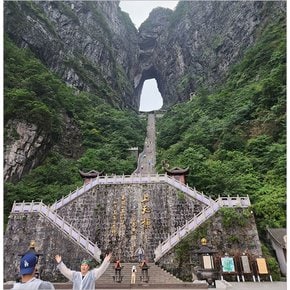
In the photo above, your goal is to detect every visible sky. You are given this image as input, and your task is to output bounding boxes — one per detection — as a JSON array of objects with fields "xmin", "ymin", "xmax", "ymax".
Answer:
[
  {"xmin": 119, "ymin": 1, "xmax": 178, "ymax": 28},
  {"xmin": 119, "ymin": 1, "xmax": 179, "ymax": 111}
]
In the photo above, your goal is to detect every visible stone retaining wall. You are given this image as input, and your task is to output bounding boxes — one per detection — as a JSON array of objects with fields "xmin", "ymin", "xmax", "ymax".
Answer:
[{"xmin": 4, "ymin": 182, "xmax": 261, "ymax": 282}]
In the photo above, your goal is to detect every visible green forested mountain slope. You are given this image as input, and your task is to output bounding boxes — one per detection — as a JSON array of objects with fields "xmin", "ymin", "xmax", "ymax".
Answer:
[
  {"xmin": 4, "ymin": 37, "xmax": 146, "ymax": 222},
  {"xmin": 156, "ymin": 14, "xmax": 286, "ymax": 235},
  {"xmin": 4, "ymin": 4, "xmax": 285, "ymax": 249}
]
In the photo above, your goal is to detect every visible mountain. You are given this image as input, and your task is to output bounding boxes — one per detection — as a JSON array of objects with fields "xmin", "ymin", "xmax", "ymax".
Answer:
[
  {"xmin": 4, "ymin": 1, "xmax": 285, "ymax": 110},
  {"xmin": 137, "ymin": 1, "xmax": 285, "ymax": 108},
  {"xmin": 4, "ymin": 1, "xmax": 286, "ymax": 239},
  {"xmin": 156, "ymin": 9, "xmax": 286, "ymax": 234},
  {"xmin": 4, "ymin": 1, "xmax": 139, "ymax": 109}
]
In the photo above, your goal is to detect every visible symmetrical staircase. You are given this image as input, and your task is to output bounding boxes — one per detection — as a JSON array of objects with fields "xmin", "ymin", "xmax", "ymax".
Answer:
[
  {"xmin": 7, "ymin": 112, "xmax": 252, "ymax": 286},
  {"xmin": 11, "ymin": 174, "xmax": 251, "ymax": 263}
]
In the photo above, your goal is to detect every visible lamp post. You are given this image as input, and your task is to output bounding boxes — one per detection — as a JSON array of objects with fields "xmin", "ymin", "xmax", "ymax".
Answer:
[{"xmin": 193, "ymin": 238, "xmax": 219, "ymax": 288}]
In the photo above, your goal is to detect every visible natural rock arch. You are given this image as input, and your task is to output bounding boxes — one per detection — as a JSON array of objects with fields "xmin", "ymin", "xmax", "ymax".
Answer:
[
  {"xmin": 139, "ymin": 79, "xmax": 163, "ymax": 111},
  {"xmin": 134, "ymin": 65, "xmax": 165, "ymax": 111}
]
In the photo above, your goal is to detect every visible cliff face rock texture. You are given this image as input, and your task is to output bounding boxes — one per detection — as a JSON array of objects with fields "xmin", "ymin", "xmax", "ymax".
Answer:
[
  {"xmin": 136, "ymin": 1, "xmax": 285, "ymax": 108},
  {"xmin": 4, "ymin": 114, "xmax": 83, "ymax": 183},
  {"xmin": 4, "ymin": 1, "xmax": 285, "ymax": 181},
  {"xmin": 4, "ymin": 1, "xmax": 140, "ymax": 109},
  {"xmin": 4, "ymin": 1, "xmax": 285, "ymax": 109},
  {"xmin": 4, "ymin": 120, "xmax": 53, "ymax": 182}
]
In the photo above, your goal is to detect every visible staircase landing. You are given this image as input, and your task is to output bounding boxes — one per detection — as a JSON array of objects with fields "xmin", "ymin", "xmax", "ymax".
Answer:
[
  {"xmin": 3, "ymin": 261, "xmax": 209, "ymax": 289},
  {"xmin": 50, "ymin": 282, "xmax": 208, "ymax": 289},
  {"xmin": 3, "ymin": 284, "xmax": 208, "ymax": 289},
  {"xmin": 95, "ymin": 262, "xmax": 207, "ymax": 288},
  {"xmin": 98, "ymin": 263, "xmax": 183, "ymax": 284}
]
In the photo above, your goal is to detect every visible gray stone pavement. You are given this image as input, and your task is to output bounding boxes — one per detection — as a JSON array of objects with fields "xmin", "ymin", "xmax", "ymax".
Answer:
[
  {"xmin": 86, "ymin": 284, "xmax": 288, "ymax": 290},
  {"xmin": 226, "ymin": 282, "xmax": 287, "ymax": 290},
  {"xmin": 4, "ymin": 281, "xmax": 287, "ymax": 290},
  {"xmin": 94, "ymin": 282, "xmax": 288, "ymax": 290},
  {"xmin": 92, "ymin": 283, "xmax": 287, "ymax": 290}
]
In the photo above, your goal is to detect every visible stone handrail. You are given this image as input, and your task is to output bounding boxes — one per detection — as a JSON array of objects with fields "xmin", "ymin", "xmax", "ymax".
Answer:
[
  {"xmin": 11, "ymin": 201, "xmax": 101, "ymax": 261},
  {"xmin": 132, "ymin": 150, "xmax": 145, "ymax": 174},
  {"xmin": 50, "ymin": 174, "xmax": 212, "ymax": 211},
  {"xmin": 162, "ymin": 174, "xmax": 214, "ymax": 206},
  {"xmin": 154, "ymin": 196, "xmax": 251, "ymax": 262}
]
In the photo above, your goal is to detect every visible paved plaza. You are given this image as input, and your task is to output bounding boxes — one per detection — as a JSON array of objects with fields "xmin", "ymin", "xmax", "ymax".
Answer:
[
  {"xmin": 88, "ymin": 283, "xmax": 288, "ymax": 290},
  {"xmin": 4, "ymin": 281, "xmax": 287, "ymax": 290},
  {"xmin": 226, "ymin": 282, "xmax": 287, "ymax": 290},
  {"xmin": 96, "ymin": 283, "xmax": 288, "ymax": 290}
]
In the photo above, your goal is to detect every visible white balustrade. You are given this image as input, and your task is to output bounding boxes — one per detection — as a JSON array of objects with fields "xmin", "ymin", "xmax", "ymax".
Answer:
[
  {"xmin": 11, "ymin": 174, "xmax": 251, "ymax": 263},
  {"xmin": 154, "ymin": 195, "xmax": 251, "ymax": 261},
  {"xmin": 48, "ymin": 173, "xmax": 222, "ymax": 211},
  {"xmin": 30, "ymin": 201, "xmax": 34, "ymax": 212},
  {"xmin": 11, "ymin": 201, "xmax": 101, "ymax": 261}
]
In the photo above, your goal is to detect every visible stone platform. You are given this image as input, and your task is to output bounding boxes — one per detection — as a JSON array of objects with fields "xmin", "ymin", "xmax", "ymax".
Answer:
[
  {"xmin": 3, "ymin": 282, "xmax": 208, "ymax": 289},
  {"xmin": 4, "ymin": 281, "xmax": 287, "ymax": 289},
  {"xmin": 60, "ymin": 282, "xmax": 207, "ymax": 289}
]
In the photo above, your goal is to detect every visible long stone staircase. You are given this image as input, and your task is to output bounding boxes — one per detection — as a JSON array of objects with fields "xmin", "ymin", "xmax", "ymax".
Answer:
[
  {"xmin": 11, "ymin": 174, "xmax": 250, "ymax": 263},
  {"xmin": 6, "ymin": 113, "xmax": 251, "ymax": 287}
]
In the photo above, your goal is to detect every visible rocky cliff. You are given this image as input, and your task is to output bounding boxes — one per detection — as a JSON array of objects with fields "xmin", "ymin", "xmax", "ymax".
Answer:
[
  {"xmin": 4, "ymin": 1, "xmax": 139, "ymax": 109},
  {"xmin": 136, "ymin": 1, "xmax": 285, "ymax": 108},
  {"xmin": 4, "ymin": 1, "xmax": 285, "ymax": 181},
  {"xmin": 4, "ymin": 1, "xmax": 140, "ymax": 181},
  {"xmin": 4, "ymin": 1, "xmax": 285, "ymax": 110},
  {"xmin": 4, "ymin": 120, "xmax": 53, "ymax": 182}
]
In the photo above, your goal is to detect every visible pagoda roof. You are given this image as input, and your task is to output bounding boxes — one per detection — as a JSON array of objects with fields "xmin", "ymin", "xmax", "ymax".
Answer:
[
  {"xmin": 79, "ymin": 170, "xmax": 103, "ymax": 178},
  {"xmin": 165, "ymin": 166, "xmax": 189, "ymax": 174},
  {"xmin": 193, "ymin": 245, "xmax": 218, "ymax": 254}
]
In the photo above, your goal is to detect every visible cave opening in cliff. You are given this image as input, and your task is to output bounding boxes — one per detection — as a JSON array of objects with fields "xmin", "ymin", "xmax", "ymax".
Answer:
[{"xmin": 139, "ymin": 79, "xmax": 163, "ymax": 112}]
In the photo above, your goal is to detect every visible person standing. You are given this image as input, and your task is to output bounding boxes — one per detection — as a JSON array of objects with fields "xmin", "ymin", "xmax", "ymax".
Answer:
[
  {"xmin": 140, "ymin": 259, "xmax": 149, "ymax": 282},
  {"xmin": 12, "ymin": 252, "xmax": 55, "ymax": 289},
  {"xmin": 135, "ymin": 245, "xmax": 144, "ymax": 263},
  {"xmin": 114, "ymin": 258, "xmax": 122, "ymax": 282},
  {"xmin": 131, "ymin": 265, "xmax": 137, "ymax": 284},
  {"xmin": 55, "ymin": 252, "xmax": 112, "ymax": 290}
]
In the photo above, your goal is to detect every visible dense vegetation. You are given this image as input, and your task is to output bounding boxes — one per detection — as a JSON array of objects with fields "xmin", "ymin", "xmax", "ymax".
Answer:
[
  {"xmin": 156, "ymin": 14, "xmax": 286, "ymax": 279},
  {"xmin": 3, "ymin": 4, "xmax": 285, "ymax": 280},
  {"xmin": 156, "ymin": 15, "xmax": 286, "ymax": 237},
  {"xmin": 5, "ymin": 1, "xmax": 136, "ymax": 108},
  {"xmin": 4, "ymin": 37, "xmax": 146, "ymax": 223}
]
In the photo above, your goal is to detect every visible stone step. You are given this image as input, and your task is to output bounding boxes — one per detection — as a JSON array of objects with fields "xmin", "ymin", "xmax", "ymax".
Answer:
[
  {"xmin": 4, "ymin": 283, "xmax": 208, "ymax": 290},
  {"xmin": 3, "ymin": 262, "xmax": 208, "ymax": 289},
  {"xmin": 98, "ymin": 263, "xmax": 184, "ymax": 285}
]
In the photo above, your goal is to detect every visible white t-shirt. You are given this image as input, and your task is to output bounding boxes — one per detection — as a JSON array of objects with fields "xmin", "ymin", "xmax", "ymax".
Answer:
[{"xmin": 12, "ymin": 278, "xmax": 55, "ymax": 290}]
